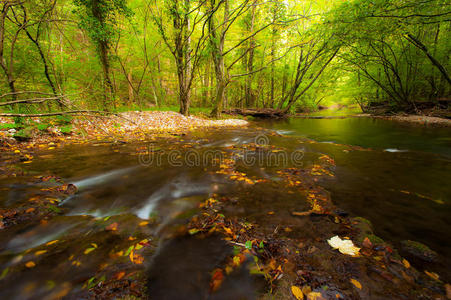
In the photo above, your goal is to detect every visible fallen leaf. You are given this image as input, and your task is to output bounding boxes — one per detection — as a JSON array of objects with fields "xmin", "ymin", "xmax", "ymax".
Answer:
[
  {"xmin": 223, "ymin": 227, "xmax": 233, "ymax": 235},
  {"xmin": 327, "ymin": 236, "xmax": 360, "ymax": 256},
  {"xmin": 402, "ymin": 259, "xmax": 410, "ymax": 268},
  {"xmin": 188, "ymin": 228, "xmax": 200, "ymax": 235},
  {"xmin": 307, "ymin": 291, "xmax": 324, "ymax": 300},
  {"xmin": 291, "ymin": 285, "xmax": 304, "ymax": 300},
  {"xmin": 105, "ymin": 222, "xmax": 118, "ymax": 231},
  {"xmin": 362, "ymin": 237, "xmax": 372, "ymax": 248},
  {"xmin": 35, "ymin": 250, "xmax": 47, "ymax": 256},
  {"xmin": 115, "ymin": 271, "xmax": 126, "ymax": 280},
  {"xmin": 25, "ymin": 261, "xmax": 36, "ymax": 268},
  {"xmin": 139, "ymin": 221, "xmax": 149, "ymax": 226},
  {"xmin": 25, "ymin": 208, "xmax": 35, "ymax": 213},
  {"xmin": 210, "ymin": 269, "xmax": 224, "ymax": 292},
  {"xmin": 350, "ymin": 278, "xmax": 362, "ymax": 290},
  {"xmin": 424, "ymin": 270, "xmax": 439, "ymax": 281}
]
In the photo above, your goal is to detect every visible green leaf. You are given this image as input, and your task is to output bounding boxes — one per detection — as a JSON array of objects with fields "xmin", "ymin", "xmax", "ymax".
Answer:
[{"xmin": 245, "ymin": 240, "xmax": 252, "ymax": 250}]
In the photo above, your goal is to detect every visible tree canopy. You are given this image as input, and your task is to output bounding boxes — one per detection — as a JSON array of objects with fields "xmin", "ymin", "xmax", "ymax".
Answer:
[{"xmin": 0, "ymin": 0, "xmax": 449, "ymax": 116}]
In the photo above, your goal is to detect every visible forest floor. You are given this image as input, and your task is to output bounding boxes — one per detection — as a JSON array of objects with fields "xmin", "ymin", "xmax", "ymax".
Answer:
[
  {"xmin": 1, "ymin": 111, "xmax": 450, "ymax": 299},
  {"xmin": 0, "ymin": 111, "xmax": 248, "ymax": 147}
]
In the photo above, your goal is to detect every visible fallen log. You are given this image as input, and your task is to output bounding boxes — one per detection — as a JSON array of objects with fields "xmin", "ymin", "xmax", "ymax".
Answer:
[{"xmin": 223, "ymin": 108, "xmax": 287, "ymax": 118}]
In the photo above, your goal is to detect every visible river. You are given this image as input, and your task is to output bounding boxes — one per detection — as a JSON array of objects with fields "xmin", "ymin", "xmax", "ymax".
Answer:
[{"xmin": 0, "ymin": 116, "xmax": 450, "ymax": 298}]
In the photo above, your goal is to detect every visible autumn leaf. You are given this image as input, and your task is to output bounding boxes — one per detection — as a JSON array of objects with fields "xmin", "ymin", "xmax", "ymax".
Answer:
[
  {"xmin": 46, "ymin": 240, "xmax": 59, "ymax": 246},
  {"xmin": 402, "ymin": 259, "xmax": 410, "ymax": 268},
  {"xmin": 210, "ymin": 269, "xmax": 224, "ymax": 292},
  {"xmin": 189, "ymin": 228, "xmax": 200, "ymax": 235},
  {"xmin": 25, "ymin": 261, "xmax": 36, "ymax": 268},
  {"xmin": 35, "ymin": 250, "xmax": 47, "ymax": 256},
  {"xmin": 424, "ymin": 270, "xmax": 439, "ymax": 281},
  {"xmin": 139, "ymin": 221, "xmax": 149, "ymax": 226},
  {"xmin": 105, "ymin": 222, "xmax": 118, "ymax": 231},
  {"xmin": 114, "ymin": 271, "xmax": 126, "ymax": 280},
  {"xmin": 291, "ymin": 285, "xmax": 304, "ymax": 300},
  {"xmin": 307, "ymin": 291, "xmax": 324, "ymax": 300},
  {"xmin": 132, "ymin": 253, "xmax": 144, "ymax": 264},
  {"xmin": 350, "ymin": 278, "xmax": 362, "ymax": 290},
  {"xmin": 327, "ymin": 236, "xmax": 360, "ymax": 256},
  {"xmin": 84, "ymin": 247, "xmax": 96, "ymax": 254}
]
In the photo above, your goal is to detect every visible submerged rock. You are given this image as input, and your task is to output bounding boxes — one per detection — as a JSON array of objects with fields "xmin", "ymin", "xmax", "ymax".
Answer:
[{"xmin": 400, "ymin": 240, "xmax": 439, "ymax": 262}]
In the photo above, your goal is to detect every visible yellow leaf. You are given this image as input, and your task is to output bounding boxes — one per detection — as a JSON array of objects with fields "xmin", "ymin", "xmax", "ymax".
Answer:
[
  {"xmin": 350, "ymin": 278, "xmax": 362, "ymax": 290},
  {"xmin": 307, "ymin": 292, "xmax": 323, "ymax": 300},
  {"xmin": 46, "ymin": 240, "xmax": 59, "ymax": 246},
  {"xmin": 139, "ymin": 221, "xmax": 149, "ymax": 226},
  {"xmin": 291, "ymin": 285, "xmax": 304, "ymax": 300},
  {"xmin": 35, "ymin": 250, "xmax": 47, "ymax": 256},
  {"xmin": 25, "ymin": 261, "xmax": 36, "ymax": 268},
  {"xmin": 223, "ymin": 227, "xmax": 233, "ymax": 235},
  {"xmin": 424, "ymin": 270, "xmax": 439, "ymax": 281},
  {"xmin": 84, "ymin": 248, "xmax": 95, "ymax": 255},
  {"xmin": 402, "ymin": 259, "xmax": 410, "ymax": 268}
]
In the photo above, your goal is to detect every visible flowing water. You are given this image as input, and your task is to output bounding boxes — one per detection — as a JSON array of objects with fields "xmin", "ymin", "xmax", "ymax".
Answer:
[{"xmin": 0, "ymin": 116, "xmax": 450, "ymax": 298}]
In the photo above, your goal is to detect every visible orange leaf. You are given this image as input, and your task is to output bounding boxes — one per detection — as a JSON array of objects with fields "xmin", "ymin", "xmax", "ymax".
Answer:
[
  {"xmin": 25, "ymin": 261, "xmax": 36, "ymax": 268},
  {"xmin": 115, "ymin": 271, "xmax": 126, "ymax": 280},
  {"xmin": 106, "ymin": 222, "xmax": 118, "ymax": 231},
  {"xmin": 350, "ymin": 278, "xmax": 362, "ymax": 290}
]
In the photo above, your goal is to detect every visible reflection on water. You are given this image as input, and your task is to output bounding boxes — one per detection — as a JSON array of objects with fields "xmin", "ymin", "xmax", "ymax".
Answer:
[{"xmin": 259, "ymin": 117, "xmax": 451, "ymax": 156}]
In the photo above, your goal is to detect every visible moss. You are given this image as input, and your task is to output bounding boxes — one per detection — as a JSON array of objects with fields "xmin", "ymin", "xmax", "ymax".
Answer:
[
  {"xmin": 401, "ymin": 240, "xmax": 431, "ymax": 252},
  {"xmin": 367, "ymin": 234, "xmax": 385, "ymax": 245},
  {"xmin": 353, "ymin": 217, "xmax": 372, "ymax": 227}
]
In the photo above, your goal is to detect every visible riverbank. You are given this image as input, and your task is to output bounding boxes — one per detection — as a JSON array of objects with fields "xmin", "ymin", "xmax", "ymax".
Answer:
[
  {"xmin": 355, "ymin": 113, "xmax": 451, "ymax": 127},
  {"xmin": 0, "ymin": 110, "xmax": 248, "ymax": 155}
]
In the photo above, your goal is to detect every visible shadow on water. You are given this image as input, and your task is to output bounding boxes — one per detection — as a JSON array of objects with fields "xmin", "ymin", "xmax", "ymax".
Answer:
[{"xmin": 147, "ymin": 235, "xmax": 264, "ymax": 300}]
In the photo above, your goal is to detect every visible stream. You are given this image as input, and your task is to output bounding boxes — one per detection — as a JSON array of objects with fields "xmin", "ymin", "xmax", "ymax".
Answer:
[{"xmin": 0, "ymin": 116, "xmax": 450, "ymax": 299}]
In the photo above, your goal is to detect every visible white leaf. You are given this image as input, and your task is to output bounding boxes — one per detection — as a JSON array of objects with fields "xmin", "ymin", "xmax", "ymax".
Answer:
[{"xmin": 327, "ymin": 236, "xmax": 360, "ymax": 256}]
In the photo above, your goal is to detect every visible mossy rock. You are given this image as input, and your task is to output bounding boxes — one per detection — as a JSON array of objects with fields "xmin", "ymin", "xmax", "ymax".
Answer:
[
  {"xmin": 366, "ymin": 234, "xmax": 385, "ymax": 246},
  {"xmin": 13, "ymin": 127, "xmax": 34, "ymax": 141},
  {"xmin": 352, "ymin": 217, "xmax": 373, "ymax": 234},
  {"xmin": 400, "ymin": 240, "xmax": 438, "ymax": 262}
]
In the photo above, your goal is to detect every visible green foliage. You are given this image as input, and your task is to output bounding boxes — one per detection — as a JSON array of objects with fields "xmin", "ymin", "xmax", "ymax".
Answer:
[
  {"xmin": 0, "ymin": 0, "xmax": 448, "ymax": 116},
  {"xmin": 0, "ymin": 123, "xmax": 21, "ymax": 130},
  {"xmin": 73, "ymin": 0, "xmax": 133, "ymax": 45},
  {"xmin": 37, "ymin": 123, "xmax": 51, "ymax": 131},
  {"xmin": 60, "ymin": 125, "xmax": 73, "ymax": 134},
  {"xmin": 55, "ymin": 115, "xmax": 73, "ymax": 125}
]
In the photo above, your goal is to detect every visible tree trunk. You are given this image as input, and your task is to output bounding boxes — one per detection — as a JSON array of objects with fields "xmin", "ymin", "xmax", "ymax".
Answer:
[
  {"xmin": 245, "ymin": 2, "xmax": 256, "ymax": 107},
  {"xmin": 209, "ymin": 0, "xmax": 229, "ymax": 118},
  {"xmin": 128, "ymin": 70, "xmax": 134, "ymax": 105}
]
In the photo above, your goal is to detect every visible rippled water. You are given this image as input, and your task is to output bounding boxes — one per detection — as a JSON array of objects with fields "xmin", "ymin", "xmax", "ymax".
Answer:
[{"xmin": 0, "ymin": 117, "xmax": 450, "ymax": 298}]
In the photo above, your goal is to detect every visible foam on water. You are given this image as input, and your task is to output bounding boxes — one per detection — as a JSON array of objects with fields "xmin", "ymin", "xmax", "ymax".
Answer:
[
  {"xmin": 71, "ymin": 166, "xmax": 137, "ymax": 190},
  {"xmin": 384, "ymin": 148, "xmax": 409, "ymax": 153}
]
